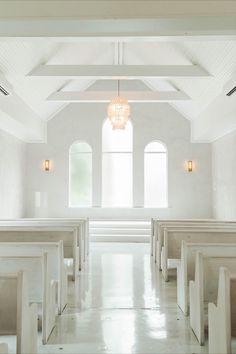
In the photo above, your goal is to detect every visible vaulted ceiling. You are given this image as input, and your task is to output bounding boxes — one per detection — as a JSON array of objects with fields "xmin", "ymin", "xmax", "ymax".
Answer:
[{"xmin": 0, "ymin": 1, "xmax": 235, "ymax": 143}]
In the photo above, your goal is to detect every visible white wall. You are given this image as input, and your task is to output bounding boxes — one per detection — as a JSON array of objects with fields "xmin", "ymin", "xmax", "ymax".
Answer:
[
  {"xmin": 212, "ymin": 130, "xmax": 236, "ymax": 219},
  {"xmin": 0, "ymin": 129, "xmax": 26, "ymax": 217},
  {"xmin": 25, "ymin": 103, "xmax": 212, "ymax": 219}
]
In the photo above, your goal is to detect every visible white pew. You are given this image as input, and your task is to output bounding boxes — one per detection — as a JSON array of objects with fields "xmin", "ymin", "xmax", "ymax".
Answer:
[
  {"xmin": 162, "ymin": 227, "xmax": 236, "ymax": 281},
  {"xmin": 0, "ymin": 343, "xmax": 8, "ymax": 354},
  {"xmin": 0, "ymin": 242, "xmax": 67, "ymax": 314},
  {"xmin": 152, "ymin": 219, "xmax": 236, "ymax": 268},
  {"xmin": 189, "ymin": 251, "xmax": 236, "ymax": 345},
  {"xmin": 0, "ymin": 226, "xmax": 79, "ymax": 280},
  {"xmin": 150, "ymin": 218, "xmax": 154, "ymax": 256},
  {"xmin": 28, "ymin": 218, "xmax": 90, "ymax": 258},
  {"xmin": 177, "ymin": 241, "xmax": 236, "ymax": 315},
  {"xmin": 0, "ymin": 252, "xmax": 57, "ymax": 344},
  {"xmin": 208, "ymin": 267, "xmax": 236, "ymax": 354},
  {"xmin": 0, "ymin": 218, "xmax": 89, "ymax": 261},
  {"xmin": 0, "ymin": 271, "xmax": 38, "ymax": 354},
  {"xmin": 151, "ymin": 218, "xmax": 217, "ymax": 260}
]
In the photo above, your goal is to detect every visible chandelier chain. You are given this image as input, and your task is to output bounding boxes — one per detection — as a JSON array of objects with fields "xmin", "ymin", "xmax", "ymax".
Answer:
[{"xmin": 107, "ymin": 41, "xmax": 130, "ymax": 130}]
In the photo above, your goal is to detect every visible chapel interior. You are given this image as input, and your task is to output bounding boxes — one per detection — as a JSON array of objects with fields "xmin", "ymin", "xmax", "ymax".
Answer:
[{"xmin": 0, "ymin": 1, "xmax": 235, "ymax": 354}]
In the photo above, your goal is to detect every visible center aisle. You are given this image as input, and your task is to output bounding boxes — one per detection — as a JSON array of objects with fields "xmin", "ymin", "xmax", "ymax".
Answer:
[{"xmin": 43, "ymin": 243, "xmax": 207, "ymax": 354}]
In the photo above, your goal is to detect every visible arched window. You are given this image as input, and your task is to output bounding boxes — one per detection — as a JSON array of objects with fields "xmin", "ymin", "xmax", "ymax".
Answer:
[
  {"xmin": 102, "ymin": 119, "xmax": 133, "ymax": 207},
  {"xmin": 144, "ymin": 141, "xmax": 168, "ymax": 208},
  {"xmin": 69, "ymin": 141, "xmax": 92, "ymax": 207}
]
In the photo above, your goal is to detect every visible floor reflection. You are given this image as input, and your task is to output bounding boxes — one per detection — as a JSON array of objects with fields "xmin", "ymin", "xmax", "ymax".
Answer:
[
  {"xmin": 44, "ymin": 243, "xmax": 207, "ymax": 353},
  {"xmin": 101, "ymin": 253, "xmax": 134, "ymax": 308}
]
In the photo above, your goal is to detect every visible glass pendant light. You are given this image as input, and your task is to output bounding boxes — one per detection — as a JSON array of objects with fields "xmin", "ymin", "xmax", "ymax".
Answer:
[{"xmin": 107, "ymin": 80, "xmax": 131, "ymax": 130}]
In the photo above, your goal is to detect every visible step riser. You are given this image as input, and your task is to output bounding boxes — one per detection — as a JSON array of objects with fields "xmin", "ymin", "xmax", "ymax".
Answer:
[
  {"xmin": 89, "ymin": 220, "xmax": 151, "ymax": 242},
  {"xmin": 90, "ymin": 228, "xmax": 150, "ymax": 235},
  {"xmin": 91, "ymin": 236, "xmax": 149, "ymax": 243},
  {"xmin": 90, "ymin": 224, "xmax": 151, "ymax": 230}
]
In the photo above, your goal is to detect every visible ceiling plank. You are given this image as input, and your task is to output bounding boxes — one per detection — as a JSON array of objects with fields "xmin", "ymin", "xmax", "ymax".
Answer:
[
  {"xmin": 29, "ymin": 65, "xmax": 210, "ymax": 79},
  {"xmin": 0, "ymin": 73, "xmax": 46, "ymax": 142},
  {"xmin": 192, "ymin": 87, "xmax": 236, "ymax": 142},
  {"xmin": 47, "ymin": 90, "xmax": 190, "ymax": 102}
]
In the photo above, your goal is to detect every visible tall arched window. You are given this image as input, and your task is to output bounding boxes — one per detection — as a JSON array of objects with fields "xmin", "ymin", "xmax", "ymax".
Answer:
[
  {"xmin": 144, "ymin": 141, "xmax": 168, "ymax": 208},
  {"xmin": 69, "ymin": 141, "xmax": 92, "ymax": 207},
  {"xmin": 102, "ymin": 119, "xmax": 133, "ymax": 207}
]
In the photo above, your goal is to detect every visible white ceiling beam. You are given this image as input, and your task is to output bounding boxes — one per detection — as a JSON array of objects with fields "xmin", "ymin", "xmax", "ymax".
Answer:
[
  {"xmin": 0, "ymin": 1, "xmax": 235, "ymax": 19},
  {"xmin": 0, "ymin": 19, "xmax": 235, "ymax": 39},
  {"xmin": 29, "ymin": 65, "xmax": 210, "ymax": 79},
  {"xmin": 47, "ymin": 90, "xmax": 190, "ymax": 103}
]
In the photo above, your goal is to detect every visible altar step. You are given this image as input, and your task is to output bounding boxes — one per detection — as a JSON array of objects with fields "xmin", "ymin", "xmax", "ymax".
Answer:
[{"xmin": 90, "ymin": 220, "xmax": 151, "ymax": 243}]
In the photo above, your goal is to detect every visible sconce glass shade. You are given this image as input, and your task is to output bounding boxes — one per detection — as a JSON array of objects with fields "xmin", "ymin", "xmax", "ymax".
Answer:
[
  {"xmin": 107, "ymin": 96, "xmax": 131, "ymax": 130},
  {"xmin": 188, "ymin": 160, "xmax": 193, "ymax": 172},
  {"xmin": 44, "ymin": 160, "xmax": 50, "ymax": 171}
]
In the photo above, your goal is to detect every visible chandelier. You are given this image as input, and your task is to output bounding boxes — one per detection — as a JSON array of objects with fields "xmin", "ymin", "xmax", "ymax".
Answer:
[{"xmin": 107, "ymin": 80, "xmax": 131, "ymax": 130}]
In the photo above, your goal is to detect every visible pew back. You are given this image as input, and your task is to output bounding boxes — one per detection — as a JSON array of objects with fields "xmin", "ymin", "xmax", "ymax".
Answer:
[
  {"xmin": 0, "ymin": 218, "xmax": 89, "ymax": 255},
  {"xmin": 231, "ymin": 278, "xmax": 236, "ymax": 337},
  {"xmin": 177, "ymin": 241, "xmax": 236, "ymax": 314},
  {"xmin": 153, "ymin": 220, "xmax": 236, "ymax": 267},
  {"xmin": 0, "ymin": 273, "xmax": 18, "ymax": 334},
  {"xmin": 0, "ymin": 252, "xmax": 57, "ymax": 343},
  {"xmin": 0, "ymin": 241, "xmax": 67, "ymax": 313},
  {"xmin": 208, "ymin": 267, "xmax": 236, "ymax": 354},
  {"xmin": 166, "ymin": 228, "xmax": 236, "ymax": 260},
  {"xmin": 0, "ymin": 254, "xmax": 44, "ymax": 302},
  {"xmin": 0, "ymin": 226, "xmax": 79, "ymax": 279},
  {"xmin": 189, "ymin": 252, "xmax": 236, "ymax": 345},
  {"xmin": 0, "ymin": 271, "xmax": 38, "ymax": 354},
  {"xmin": 0, "ymin": 343, "xmax": 8, "ymax": 354},
  {"xmin": 162, "ymin": 228, "xmax": 236, "ymax": 281},
  {"xmin": 0, "ymin": 226, "xmax": 75, "ymax": 257},
  {"xmin": 203, "ymin": 256, "xmax": 236, "ymax": 303}
]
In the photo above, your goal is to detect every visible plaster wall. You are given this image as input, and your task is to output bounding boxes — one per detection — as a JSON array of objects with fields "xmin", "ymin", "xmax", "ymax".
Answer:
[
  {"xmin": 25, "ymin": 103, "xmax": 212, "ymax": 219},
  {"xmin": 0, "ymin": 129, "xmax": 26, "ymax": 217},
  {"xmin": 212, "ymin": 130, "xmax": 236, "ymax": 219}
]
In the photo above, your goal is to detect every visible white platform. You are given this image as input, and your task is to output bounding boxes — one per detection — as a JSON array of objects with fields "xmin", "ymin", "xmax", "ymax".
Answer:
[{"xmin": 90, "ymin": 220, "xmax": 151, "ymax": 242}]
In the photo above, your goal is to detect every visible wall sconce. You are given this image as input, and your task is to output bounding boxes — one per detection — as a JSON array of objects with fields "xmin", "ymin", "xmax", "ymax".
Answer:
[
  {"xmin": 188, "ymin": 160, "xmax": 193, "ymax": 172},
  {"xmin": 44, "ymin": 160, "xmax": 50, "ymax": 171}
]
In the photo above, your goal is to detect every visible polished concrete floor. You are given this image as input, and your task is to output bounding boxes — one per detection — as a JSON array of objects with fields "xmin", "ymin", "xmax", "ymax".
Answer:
[
  {"xmin": 1, "ymin": 243, "xmax": 210, "ymax": 353},
  {"xmin": 41, "ymin": 243, "xmax": 207, "ymax": 354}
]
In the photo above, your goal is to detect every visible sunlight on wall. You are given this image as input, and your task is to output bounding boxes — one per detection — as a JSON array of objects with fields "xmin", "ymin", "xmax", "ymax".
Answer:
[
  {"xmin": 144, "ymin": 141, "xmax": 168, "ymax": 208},
  {"xmin": 102, "ymin": 119, "xmax": 133, "ymax": 207},
  {"xmin": 69, "ymin": 141, "xmax": 92, "ymax": 207}
]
